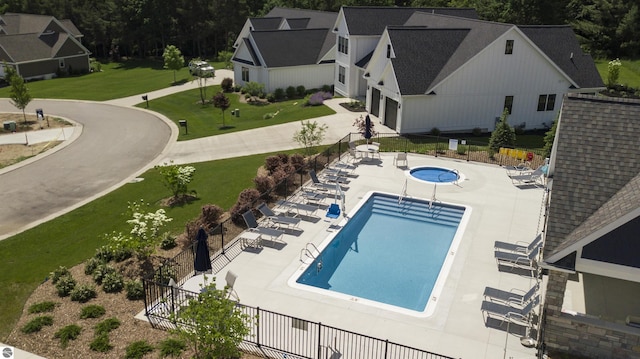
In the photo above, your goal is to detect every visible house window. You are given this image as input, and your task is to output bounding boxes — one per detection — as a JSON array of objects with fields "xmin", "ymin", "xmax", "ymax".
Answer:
[
  {"xmin": 537, "ymin": 94, "xmax": 556, "ymax": 111},
  {"xmin": 505, "ymin": 40, "xmax": 514, "ymax": 55},
  {"xmin": 59, "ymin": 59, "xmax": 65, "ymax": 68},
  {"xmin": 242, "ymin": 67, "xmax": 249, "ymax": 82},
  {"xmin": 338, "ymin": 66, "xmax": 345, "ymax": 84},
  {"xmin": 504, "ymin": 96, "xmax": 514, "ymax": 114},
  {"xmin": 338, "ymin": 36, "xmax": 348, "ymax": 55},
  {"xmin": 386, "ymin": 44, "xmax": 391, "ymax": 58}
]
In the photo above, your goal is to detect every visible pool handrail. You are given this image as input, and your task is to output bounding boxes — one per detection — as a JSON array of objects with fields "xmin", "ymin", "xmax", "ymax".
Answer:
[{"xmin": 438, "ymin": 168, "xmax": 459, "ymax": 185}]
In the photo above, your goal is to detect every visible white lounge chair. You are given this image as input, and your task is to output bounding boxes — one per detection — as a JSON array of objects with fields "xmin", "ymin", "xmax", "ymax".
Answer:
[
  {"xmin": 494, "ymin": 233, "xmax": 543, "ymax": 253},
  {"xmin": 510, "ymin": 165, "xmax": 546, "ymax": 187},
  {"xmin": 481, "ymin": 295, "xmax": 539, "ymax": 326},
  {"xmin": 393, "ymin": 152, "xmax": 408, "ymax": 167},
  {"xmin": 312, "ymin": 169, "xmax": 349, "ymax": 184},
  {"xmin": 276, "ymin": 200, "xmax": 318, "ymax": 217},
  {"xmin": 309, "ymin": 170, "xmax": 347, "ymax": 192},
  {"xmin": 224, "ymin": 270, "xmax": 239, "ymax": 301},
  {"xmin": 257, "ymin": 203, "xmax": 301, "ymax": 230},
  {"xmin": 241, "ymin": 210, "xmax": 285, "ymax": 246},
  {"xmin": 483, "ymin": 283, "xmax": 539, "ymax": 307}
]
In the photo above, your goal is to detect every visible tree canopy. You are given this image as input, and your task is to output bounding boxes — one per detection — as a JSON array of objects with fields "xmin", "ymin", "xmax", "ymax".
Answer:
[
  {"xmin": 162, "ymin": 45, "xmax": 184, "ymax": 84},
  {"xmin": 2, "ymin": 0, "xmax": 638, "ymax": 59}
]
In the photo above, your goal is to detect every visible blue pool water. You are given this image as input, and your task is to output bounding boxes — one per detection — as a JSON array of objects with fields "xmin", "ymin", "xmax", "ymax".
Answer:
[
  {"xmin": 295, "ymin": 192, "xmax": 467, "ymax": 313},
  {"xmin": 410, "ymin": 167, "xmax": 459, "ymax": 183}
]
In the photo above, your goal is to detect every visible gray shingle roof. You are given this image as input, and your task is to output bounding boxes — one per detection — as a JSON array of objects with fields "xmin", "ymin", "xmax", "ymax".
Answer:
[
  {"xmin": 342, "ymin": 6, "xmax": 478, "ymax": 36},
  {"xmin": 266, "ymin": 7, "xmax": 337, "ymax": 29},
  {"xmin": 250, "ymin": 28, "xmax": 331, "ymax": 67},
  {"xmin": 544, "ymin": 95, "xmax": 640, "ymax": 266},
  {"xmin": 519, "ymin": 26, "xmax": 604, "ymax": 89},
  {"xmin": 250, "ymin": 17, "xmax": 283, "ymax": 30},
  {"xmin": 285, "ymin": 18, "xmax": 311, "ymax": 29},
  {"xmin": 388, "ymin": 27, "xmax": 469, "ymax": 95}
]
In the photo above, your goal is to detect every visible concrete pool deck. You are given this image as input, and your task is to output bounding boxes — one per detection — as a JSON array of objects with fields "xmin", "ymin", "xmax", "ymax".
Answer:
[{"xmin": 183, "ymin": 153, "xmax": 545, "ymax": 358}]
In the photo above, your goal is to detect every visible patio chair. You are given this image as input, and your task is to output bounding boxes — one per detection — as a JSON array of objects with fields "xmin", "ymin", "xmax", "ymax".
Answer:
[
  {"xmin": 494, "ymin": 233, "xmax": 543, "ymax": 253},
  {"xmin": 224, "ymin": 270, "xmax": 240, "ymax": 301},
  {"xmin": 494, "ymin": 243, "xmax": 541, "ymax": 275},
  {"xmin": 332, "ymin": 160, "xmax": 358, "ymax": 171},
  {"xmin": 481, "ymin": 295, "xmax": 539, "ymax": 326},
  {"xmin": 276, "ymin": 200, "xmax": 318, "ymax": 217},
  {"xmin": 505, "ymin": 163, "xmax": 532, "ymax": 177},
  {"xmin": 393, "ymin": 152, "xmax": 408, "ymax": 167},
  {"xmin": 241, "ymin": 210, "xmax": 285, "ymax": 246},
  {"xmin": 510, "ymin": 165, "xmax": 546, "ymax": 187},
  {"xmin": 257, "ymin": 203, "xmax": 301, "ymax": 230},
  {"xmin": 309, "ymin": 170, "xmax": 347, "ymax": 191},
  {"xmin": 326, "ymin": 203, "xmax": 341, "ymax": 219},
  {"xmin": 299, "ymin": 189, "xmax": 327, "ymax": 206},
  {"xmin": 483, "ymin": 282, "xmax": 539, "ymax": 307},
  {"xmin": 313, "ymin": 169, "xmax": 349, "ymax": 184}
]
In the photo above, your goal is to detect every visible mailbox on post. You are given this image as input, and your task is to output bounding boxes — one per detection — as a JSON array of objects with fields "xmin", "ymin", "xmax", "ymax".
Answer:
[
  {"xmin": 142, "ymin": 95, "xmax": 149, "ymax": 108},
  {"xmin": 179, "ymin": 119, "xmax": 188, "ymax": 135}
]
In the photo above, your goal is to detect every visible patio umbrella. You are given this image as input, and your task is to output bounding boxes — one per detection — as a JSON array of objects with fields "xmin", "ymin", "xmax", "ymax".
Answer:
[
  {"xmin": 194, "ymin": 227, "xmax": 212, "ymax": 273},
  {"xmin": 364, "ymin": 115, "xmax": 373, "ymax": 143}
]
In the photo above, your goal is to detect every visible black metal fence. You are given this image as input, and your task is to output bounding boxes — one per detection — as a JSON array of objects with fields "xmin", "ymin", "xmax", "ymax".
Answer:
[{"xmin": 143, "ymin": 132, "xmax": 545, "ymax": 359}]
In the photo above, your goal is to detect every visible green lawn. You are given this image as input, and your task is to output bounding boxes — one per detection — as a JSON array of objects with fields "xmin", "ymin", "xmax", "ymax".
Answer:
[
  {"xmin": 595, "ymin": 59, "xmax": 640, "ymax": 88},
  {"xmin": 140, "ymin": 87, "xmax": 336, "ymax": 140},
  {"xmin": 0, "ymin": 59, "xmax": 224, "ymax": 101},
  {"xmin": 0, "ymin": 152, "xmax": 290, "ymax": 340}
]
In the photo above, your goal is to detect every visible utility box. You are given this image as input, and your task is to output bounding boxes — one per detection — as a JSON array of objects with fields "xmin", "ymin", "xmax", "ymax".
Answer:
[
  {"xmin": 3, "ymin": 121, "xmax": 16, "ymax": 131},
  {"xmin": 235, "ymin": 109, "xmax": 240, "ymax": 117}
]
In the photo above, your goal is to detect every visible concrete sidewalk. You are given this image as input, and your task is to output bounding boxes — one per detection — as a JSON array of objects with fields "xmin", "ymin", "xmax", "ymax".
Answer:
[{"xmin": 0, "ymin": 127, "xmax": 76, "ymax": 145}]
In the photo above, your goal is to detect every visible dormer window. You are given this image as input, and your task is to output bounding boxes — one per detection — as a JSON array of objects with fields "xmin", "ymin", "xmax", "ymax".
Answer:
[
  {"xmin": 505, "ymin": 40, "xmax": 514, "ymax": 55},
  {"xmin": 387, "ymin": 44, "xmax": 391, "ymax": 58}
]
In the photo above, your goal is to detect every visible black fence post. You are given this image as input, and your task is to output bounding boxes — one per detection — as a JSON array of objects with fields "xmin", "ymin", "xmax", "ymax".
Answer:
[
  {"xmin": 384, "ymin": 339, "xmax": 389, "ymax": 359},
  {"xmin": 256, "ymin": 307, "xmax": 261, "ymax": 348},
  {"xmin": 143, "ymin": 279, "xmax": 149, "ymax": 316},
  {"xmin": 467, "ymin": 142, "xmax": 471, "ymax": 162},
  {"xmin": 221, "ymin": 222, "xmax": 225, "ymax": 254},
  {"xmin": 317, "ymin": 322, "xmax": 322, "ymax": 359}
]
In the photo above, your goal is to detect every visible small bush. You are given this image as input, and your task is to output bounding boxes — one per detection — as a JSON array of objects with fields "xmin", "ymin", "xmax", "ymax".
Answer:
[
  {"xmin": 102, "ymin": 272, "xmax": 124, "ymax": 293},
  {"xmin": 94, "ymin": 245, "xmax": 114, "ymax": 262},
  {"xmin": 286, "ymin": 86, "xmax": 296, "ymax": 99},
  {"xmin": 266, "ymin": 93, "xmax": 276, "ymax": 102},
  {"xmin": 112, "ymin": 247, "xmax": 133, "ymax": 262},
  {"xmin": 429, "ymin": 127, "xmax": 441, "ymax": 136},
  {"xmin": 70, "ymin": 284, "xmax": 97, "ymax": 303},
  {"xmin": 242, "ymin": 81, "xmax": 265, "ymax": 97},
  {"xmin": 290, "ymin": 153, "xmax": 305, "ymax": 171},
  {"xmin": 221, "ymin": 77, "xmax": 233, "ymax": 92},
  {"xmin": 55, "ymin": 324, "xmax": 82, "ymax": 348},
  {"xmin": 50, "ymin": 266, "xmax": 70, "ymax": 284},
  {"xmin": 274, "ymin": 88, "xmax": 285, "ymax": 101},
  {"xmin": 81, "ymin": 304, "xmax": 106, "ymax": 319},
  {"xmin": 296, "ymin": 85, "xmax": 306, "ymax": 97},
  {"xmin": 21, "ymin": 315, "xmax": 53, "ymax": 333},
  {"xmin": 264, "ymin": 155, "xmax": 283, "ymax": 174},
  {"xmin": 160, "ymin": 232, "xmax": 177, "ymax": 250},
  {"xmin": 90, "ymin": 333, "xmax": 113, "ymax": 352},
  {"xmin": 28, "ymin": 301, "xmax": 57, "ymax": 314},
  {"xmin": 254, "ymin": 175, "xmax": 275, "ymax": 194},
  {"xmin": 201, "ymin": 204, "xmax": 223, "ymax": 227},
  {"xmin": 321, "ymin": 84, "xmax": 332, "ymax": 92},
  {"xmin": 84, "ymin": 257, "xmax": 104, "ymax": 275},
  {"xmin": 56, "ymin": 275, "xmax": 77, "ymax": 297},
  {"xmin": 263, "ymin": 112, "xmax": 274, "ymax": 120},
  {"xmin": 92, "ymin": 264, "xmax": 116, "ymax": 285},
  {"xmin": 125, "ymin": 280, "xmax": 145, "ymax": 300},
  {"xmin": 95, "ymin": 317, "xmax": 121, "ymax": 335},
  {"xmin": 308, "ymin": 91, "xmax": 329, "ymax": 106},
  {"xmin": 230, "ymin": 188, "xmax": 261, "ymax": 224},
  {"xmin": 158, "ymin": 338, "xmax": 186, "ymax": 358},
  {"xmin": 125, "ymin": 340, "xmax": 155, "ymax": 359}
]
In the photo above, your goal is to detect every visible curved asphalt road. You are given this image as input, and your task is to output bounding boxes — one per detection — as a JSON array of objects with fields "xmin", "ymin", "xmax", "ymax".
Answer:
[{"xmin": 0, "ymin": 100, "xmax": 173, "ymax": 239}]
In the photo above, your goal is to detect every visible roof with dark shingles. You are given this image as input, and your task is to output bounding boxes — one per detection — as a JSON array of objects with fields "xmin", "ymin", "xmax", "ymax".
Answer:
[
  {"xmin": 543, "ymin": 95, "xmax": 640, "ymax": 267},
  {"xmin": 342, "ymin": 6, "xmax": 478, "ymax": 36},
  {"xmin": 519, "ymin": 26, "xmax": 604, "ymax": 89},
  {"xmin": 250, "ymin": 17, "xmax": 283, "ymax": 30},
  {"xmin": 0, "ymin": 13, "xmax": 51, "ymax": 34},
  {"xmin": 285, "ymin": 18, "xmax": 311, "ymax": 29},
  {"xmin": 266, "ymin": 7, "xmax": 337, "ymax": 29},
  {"xmin": 250, "ymin": 28, "xmax": 330, "ymax": 67},
  {"xmin": 388, "ymin": 27, "xmax": 469, "ymax": 95}
]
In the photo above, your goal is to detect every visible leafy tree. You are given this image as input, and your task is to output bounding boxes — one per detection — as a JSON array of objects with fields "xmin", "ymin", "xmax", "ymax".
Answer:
[
  {"xmin": 542, "ymin": 119, "xmax": 558, "ymax": 159},
  {"xmin": 9, "ymin": 74, "xmax": 32, "ymax": 125},
  {"xmin": 607, "ymin": 58, "xmax": 622, "ymax": 87},
  {"xmin": 213, "ymin": 92, "xmax": 231, "ymax": 128},
  {"xmin": 293, "ymin": 120, "xmax": 328, "ymax": 155},
  {"xmin": 155, "ymin": 162, "xmax": 197, "ymax": 200},
  {"xmin": 163, "ymin": 45, "xmax": 185, "ymax": 84},
  {"xmin": 488, "ymin": 108, "xmax": 516, "ymax": 157},
  {"xmin": 171, "ymin": 281, "xmax": 252, "ymax": 359}
]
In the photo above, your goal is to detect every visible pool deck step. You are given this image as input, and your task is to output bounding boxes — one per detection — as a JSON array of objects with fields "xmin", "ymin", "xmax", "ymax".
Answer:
[{"xmin": 371, "ymin": 197, "xmax": 464, "ymax": 225}]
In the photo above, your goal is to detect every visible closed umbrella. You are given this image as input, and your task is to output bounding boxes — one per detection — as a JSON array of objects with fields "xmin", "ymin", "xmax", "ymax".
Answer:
[
  {"xmin": 364, "ymin": 115, "xmax": 373, "ymax": 143},
  {"xmin": 194, "ymin": 228, "xmax": 212, "ymax": 273}
]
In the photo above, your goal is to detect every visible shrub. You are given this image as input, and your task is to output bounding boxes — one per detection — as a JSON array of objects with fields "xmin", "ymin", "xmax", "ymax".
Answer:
[
  {"xmin": 234, "ymin": 85, "xmax": 242, "ymax": 92},
  {"xmin": 81, "ymin": 304, "xmax": 106, "ymax": 319},
  {"xmin": 321, "ymin": 84, "xmax": 332, "ymax": 92},
  {"xmin": 254, "ymin": 175, "xmax": 275, "ymax": 194},
  {"xmin": 50, "ymin": 266, "xmax": 70, "ymax": 284},
  {"xmin": 242, "ymin": 81, "xmax": 265, "ymax": 97},
  {"xmin": 201, "ymin": 204, "xmax": 223, "ymax": 227},
  {"xmin": 286, "ymin": 86, "xmax": 296, "ymax": 99},
  {"xmin": 264, "ymin": 155, "xmax": 283, "ymax": 174},
  {"xmin": 266, "ymin": 93, "xmax": 276, "ymax": 102},
  {"xmin": 84, "ymin": 257, "xmax": 105, "ymax": 275},
  {"xmin": 308, "ymin": 91, "xmax": 329, "ymax": 106},
  {"xmin": 28, "ymin": 301, "xmax": 56, "ymax": 314},
  {"xmin": 95, "ymin": 317, "xmax": 121, "ymax": 335},
  {"xmin": 160, "ymin": 232, "xmax": 177, "ymax": 250},
  {"xmin": 185, "ymin": 219, "xmax": 203, "ymax": 242},
  {"xmin": 263, "ymin": 112, "xmax": 275, "ymax": 120},
  {"xmin": 125, "ymin": 340, "xmax": 155, "ymax": 359},
  {"xmin": 274, "ymin": 88, "xmax": 285, "ymax": 101},
  {"xmin": 488, "ymin": 109, "xmax": 516, "ymax": 157},
  {"xmin": 113, "ymin": 247, "xmax": 133, "ymax": 262},
  {"xmin": 94, "ymin": 245, "xmax": 114, "ymax": 262},
  {"xmin": 93, "ymin": 264, "xmax": 116, "ymax": 285},
  {"xmin": 429, "ymin": 127, "xmax": 441, "ymax": 136},
  {"xmin": 230, "ymin": 188, "xmax": 261, "ymax": 224},
  {"xmin": 158, "ymin": 338, "xmax": 186, "ymax": 358},
  {"xmin": 290, "ymin": 153, "xmax": 305, "ymax": 171},
  {"xmin": 90, "ymin": 333, "xmax": 113, "ymax": 352},
  {"xmin": 296, "ymin": 85, "xmax": 306, "ymax": 97},
  {"xmin": 21, "ymin": 316, "xmax": 53, "ymax": 333},
  {"xmin": 55, "ymin": 324, "xmax": 82, "ymax": 348},
  {"xmin": 472, "ymin": 127, "xmax": 483, "ymax": 136},
  {"xmin": 70, "ymin": 284, "xmax": 97, "ymax": 303},
  {"xmin": 56, "ymin": 275, "xmax": 77, "ymax": 297},
  {"xmin": 102, "ymin": 272, "xmax": 124, "ymax": 293},
  {"xmin": 271, "ymin": 169, "xmax": 289, "ymax": 187},
  {"xmin": 221, "ymin": 77, "xmax": 233, "ymax": 92},
  {"xmin": 125, "ymin": 280, "xmax": 145, "ymax": 300}
]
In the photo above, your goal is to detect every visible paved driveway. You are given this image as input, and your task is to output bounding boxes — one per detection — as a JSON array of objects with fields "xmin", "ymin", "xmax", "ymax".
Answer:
[{"xmin": 0, "ymin": 100, "xmax": 173, "ymax": 239}]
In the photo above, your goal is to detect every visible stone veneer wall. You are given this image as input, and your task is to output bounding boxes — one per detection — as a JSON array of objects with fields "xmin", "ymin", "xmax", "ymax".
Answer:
[{"xmin": 543, "ymin": 271, "xmax": 640, "ymax": 358}]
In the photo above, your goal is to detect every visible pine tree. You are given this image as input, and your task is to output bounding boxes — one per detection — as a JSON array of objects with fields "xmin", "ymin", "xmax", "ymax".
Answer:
[{"xmin": 488, "ymin": 108, "xmax": 516, "ymax": 158}]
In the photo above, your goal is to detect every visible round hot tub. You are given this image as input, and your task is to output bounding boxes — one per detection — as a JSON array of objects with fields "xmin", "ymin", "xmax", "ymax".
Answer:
[{"xmin": 408, "ymin": 166, "xmax": 463, "ymax": 184}]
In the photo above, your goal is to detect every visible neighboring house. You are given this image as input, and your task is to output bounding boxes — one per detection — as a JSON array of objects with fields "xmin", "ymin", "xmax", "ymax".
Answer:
[
  {"xmin": 540, "ymin": 94, "xmax": 640, "ymax": 358},
  {"xmin": 0, "ymin": 13, "xmax": 90, "ymax": 81},
  {"xmin": 345, "ymin": 11, "xmax": 604, "ymax": 133},
  {"xmin": 231, "ymin": 7, "xmax": 337, "ymax": 92}
]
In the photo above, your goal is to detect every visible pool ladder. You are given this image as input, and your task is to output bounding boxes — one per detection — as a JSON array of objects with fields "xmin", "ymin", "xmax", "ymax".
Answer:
[
  {"xmin": 438, "ymin": 168, "xmax": 459, "ymax": 186},
  {"xmin": 300, "ymin": 242, "xmax": 320, "ymax": 263},
  {"xmin": 399, "ymin": 179, "xmax": 408, "ymax": 204}
]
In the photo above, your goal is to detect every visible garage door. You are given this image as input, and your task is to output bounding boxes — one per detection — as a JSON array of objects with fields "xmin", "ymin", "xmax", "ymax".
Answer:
[
  {"xmin": 384, "ymin": 97, "xmax": 398, "ymax": 130},
  {"xmin": 370, "ymin": 88, "xmax": 380, "ymax": 117}
]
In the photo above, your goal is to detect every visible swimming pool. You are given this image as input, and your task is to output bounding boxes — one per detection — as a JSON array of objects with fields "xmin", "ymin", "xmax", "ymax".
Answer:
[
  {"xmin": 288, "ymin": 191, "xmax": 471, "ymax": 317},
  {"xmin": 408, "ymin": 166, "xmax": 465, "ymax": 184}
]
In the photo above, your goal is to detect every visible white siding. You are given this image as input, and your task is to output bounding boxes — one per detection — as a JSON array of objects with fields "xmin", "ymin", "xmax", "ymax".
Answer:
[
  {"xmin": 400, "ymin": 29, "xmax": 571, "ymax": 134},
  {"xmin": 266, "ymin": 64, "xmax": 334, "ymax": 93}
]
